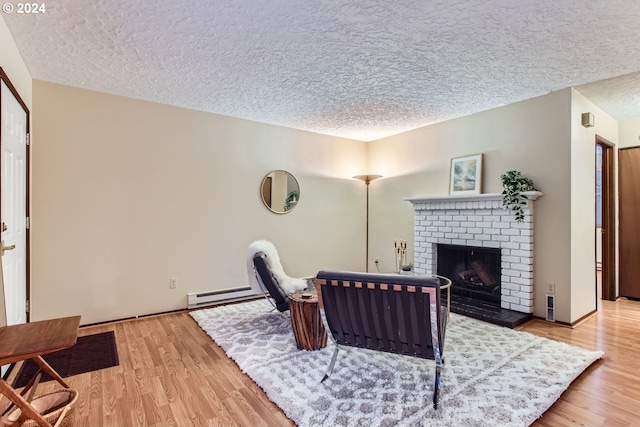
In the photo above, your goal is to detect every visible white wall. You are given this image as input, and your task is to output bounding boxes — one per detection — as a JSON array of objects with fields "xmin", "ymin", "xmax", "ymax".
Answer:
[
  {"xmin": 570, "ymin": 89, "xmax": 618, "ymax": 321},
  {"xmin": 367, "ymin": 90, "xmax": 580, "ymax": 321},
  {"xmin": 619, "ymin": 117, "xmax": 640, "ymax": 148},
  {"xmin": 31, "ymin": 81, "xmax": 367, "ymax": 324}
]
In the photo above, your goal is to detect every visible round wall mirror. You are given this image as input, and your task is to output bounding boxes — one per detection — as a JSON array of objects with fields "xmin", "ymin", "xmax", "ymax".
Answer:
[{"xmin": 260, "ymin": 170, "xmax": 300, "ymax": 214}]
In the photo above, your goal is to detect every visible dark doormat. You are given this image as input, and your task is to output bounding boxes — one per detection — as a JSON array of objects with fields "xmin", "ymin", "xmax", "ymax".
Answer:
[{"xmin": 12, "ymin": 331, "xmax": 119, "ymax": 388}]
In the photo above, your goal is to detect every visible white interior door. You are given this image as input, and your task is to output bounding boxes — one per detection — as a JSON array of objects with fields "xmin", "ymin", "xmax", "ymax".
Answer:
[{"xmin": 1, "ymin": 78, "xmax": 28, "ymax": 327}]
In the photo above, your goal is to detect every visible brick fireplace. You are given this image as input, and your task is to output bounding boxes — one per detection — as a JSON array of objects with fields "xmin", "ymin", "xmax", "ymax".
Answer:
[{"xmin": 406, "ymin": 192, "xmax": 542, "ymax": 315}]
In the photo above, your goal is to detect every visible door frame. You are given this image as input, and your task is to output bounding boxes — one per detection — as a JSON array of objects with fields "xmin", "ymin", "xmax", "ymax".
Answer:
[
  {"xmin": 0, "ymin": 67, "xmax": 31, "ymax": 322},
  {"xmin": 596, "ymin": 136, "xmax": 616, "ymax": 301}
]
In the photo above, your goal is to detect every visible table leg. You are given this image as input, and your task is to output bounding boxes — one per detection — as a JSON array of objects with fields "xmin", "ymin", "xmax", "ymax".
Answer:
[
  {"xmin": 0, "ymin": 379, "xmax": 53, "ymax": 427},
  {"xmin": 24, "ymin": 371, "xmax": 43, "ymax": 402},
  {"xmin": 33, "ymin": 356, "xmax": 70, "ymax": 388}
]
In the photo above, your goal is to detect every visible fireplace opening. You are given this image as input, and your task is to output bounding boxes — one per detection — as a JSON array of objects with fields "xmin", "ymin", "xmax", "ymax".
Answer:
[{"xmin": 437, "ymin": 244, "xmax": 501, "ymax": 305}]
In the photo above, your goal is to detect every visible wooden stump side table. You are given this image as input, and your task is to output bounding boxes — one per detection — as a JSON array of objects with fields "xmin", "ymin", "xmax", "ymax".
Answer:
[{"xmin": 288, "ymin": 290, "xmax": 327, "ymax": 351}]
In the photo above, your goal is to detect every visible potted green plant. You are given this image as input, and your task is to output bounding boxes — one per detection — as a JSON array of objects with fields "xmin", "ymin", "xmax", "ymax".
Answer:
[
  {"xmin": 284, "ymin": 191, "xmax": 298, "ymax": 211},
  {"xmin": 501, "ymin": 171, "xmax": 538, "ymax": 223}
]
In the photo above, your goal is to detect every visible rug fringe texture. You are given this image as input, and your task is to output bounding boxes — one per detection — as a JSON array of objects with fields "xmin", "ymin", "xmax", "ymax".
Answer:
[{"xmin": 191, "ymin": 300, "xmax": 603, "ymax": 427}]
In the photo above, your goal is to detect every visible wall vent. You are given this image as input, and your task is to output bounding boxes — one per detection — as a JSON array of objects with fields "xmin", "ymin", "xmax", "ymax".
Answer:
[
  {"xmin": 187, "ymin": 287, "xmax": 258, "ymax": 309},
  {"xmin": 545, "ymin": 294, "xmax": 556, "ymax": 322}
]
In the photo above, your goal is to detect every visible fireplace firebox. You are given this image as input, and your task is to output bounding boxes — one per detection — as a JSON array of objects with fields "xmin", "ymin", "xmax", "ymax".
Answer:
[
  {"xmin": 437, "ymin": 244, "xmax": 501, "ymax": 305},
  {"xmin": 408, "ymin": 192, "xmax": 542, "ymax": 327}
]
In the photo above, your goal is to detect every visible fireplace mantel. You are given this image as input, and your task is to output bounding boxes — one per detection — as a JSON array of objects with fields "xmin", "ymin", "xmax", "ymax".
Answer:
[{"xmin": 405, "ymin": 191, "xmax": 543, "ymax": 204}]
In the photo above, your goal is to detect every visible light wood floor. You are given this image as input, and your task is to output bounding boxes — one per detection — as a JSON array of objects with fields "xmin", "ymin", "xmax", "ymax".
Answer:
[{"xmin": 3, "ymin": 299, "xmax": 639, "ymax": 426}]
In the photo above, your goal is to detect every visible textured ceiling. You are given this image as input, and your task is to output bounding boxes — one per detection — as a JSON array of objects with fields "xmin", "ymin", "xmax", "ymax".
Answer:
[{"xmin": 3, "ymin": 0, "xmax": 640, "ymax": 141}]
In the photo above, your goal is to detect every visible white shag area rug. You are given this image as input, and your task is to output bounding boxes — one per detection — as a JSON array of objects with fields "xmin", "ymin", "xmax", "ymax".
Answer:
[{"xmin": 190, "ymin": 300, "xmax": 603, "ymax": 427}]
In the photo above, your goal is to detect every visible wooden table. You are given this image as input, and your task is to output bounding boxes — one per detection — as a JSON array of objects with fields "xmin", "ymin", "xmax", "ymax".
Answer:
[
  {"xmin": 288, "ymin": 290, "xmax": 327, "ymax": 351},
  {"xmin": 0, "ymin": 316, "xmax": 81, "ymax": 427}
]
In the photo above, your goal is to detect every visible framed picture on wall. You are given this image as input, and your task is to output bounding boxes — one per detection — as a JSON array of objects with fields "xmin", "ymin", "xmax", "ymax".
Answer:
[{"xmin": 449, "ymin": 153, "xmax": 483, "ymax": 194}]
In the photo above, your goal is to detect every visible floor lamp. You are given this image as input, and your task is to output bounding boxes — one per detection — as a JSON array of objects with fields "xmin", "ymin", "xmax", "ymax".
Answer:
[{"xmin": 353, "ymin": 174, "xmax": 382, "ymax": 272}]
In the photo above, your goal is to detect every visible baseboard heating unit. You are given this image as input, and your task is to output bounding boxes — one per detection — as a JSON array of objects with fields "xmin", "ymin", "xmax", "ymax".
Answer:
[{"xmin": 187, "ymin": 287, "xmax": 258, "ymax": 309}]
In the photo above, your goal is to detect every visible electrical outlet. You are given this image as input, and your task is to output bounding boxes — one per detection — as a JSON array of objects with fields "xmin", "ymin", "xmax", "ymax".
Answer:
[
  {"xmin": 547, "ymin": 283, "xmax": 555, "ymax": 294},
  {"xmin": 169, "ymin": 277, "xmax": 177, "ymax": 289}
]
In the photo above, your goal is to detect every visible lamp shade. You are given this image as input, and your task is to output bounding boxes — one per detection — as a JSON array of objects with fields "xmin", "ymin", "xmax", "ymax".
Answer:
[{"xmin": 353, "ymin": 174, "xmax": 383, "ymax": 185}]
